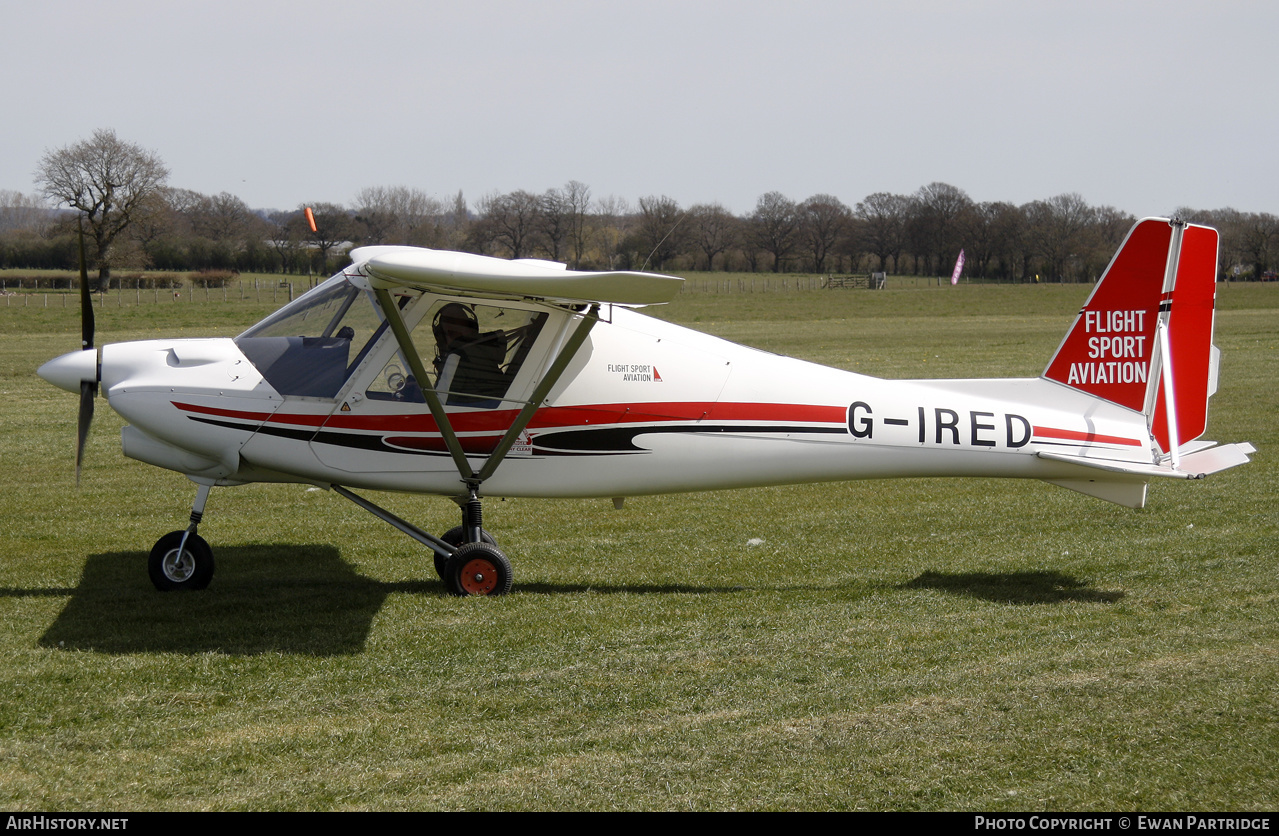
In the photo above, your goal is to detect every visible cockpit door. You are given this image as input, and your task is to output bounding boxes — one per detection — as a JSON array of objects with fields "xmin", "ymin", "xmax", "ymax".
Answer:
[{"xmin": 310, "ymin": 295, "xmax": 567, "ymax": 476}]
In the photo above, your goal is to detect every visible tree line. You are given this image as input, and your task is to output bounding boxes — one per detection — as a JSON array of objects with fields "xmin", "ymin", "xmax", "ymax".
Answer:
[{"xmin": 3, "ymin": 130, "xmax": 1276, "ymax": 286}]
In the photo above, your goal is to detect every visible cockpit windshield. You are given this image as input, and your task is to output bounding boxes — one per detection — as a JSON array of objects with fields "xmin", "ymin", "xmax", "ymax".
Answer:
[{"xmin": 235, "ymin": 277, "xmax": 394, "ymax": 398}]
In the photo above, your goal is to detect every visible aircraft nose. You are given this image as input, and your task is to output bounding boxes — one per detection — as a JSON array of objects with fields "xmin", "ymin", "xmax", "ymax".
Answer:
[{"xmin": 37, "ymin": 349, "xmax": 99, "ymax": 393}]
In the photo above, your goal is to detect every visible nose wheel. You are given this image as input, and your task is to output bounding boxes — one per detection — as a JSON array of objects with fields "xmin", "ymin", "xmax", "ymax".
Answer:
[
  {"xmin": 149, "ymin": 482, "xmax": 215, "ymax": 591},
  {"xmin": 149, "ymin": 530, "xmax": 215, "ymax": 591}
]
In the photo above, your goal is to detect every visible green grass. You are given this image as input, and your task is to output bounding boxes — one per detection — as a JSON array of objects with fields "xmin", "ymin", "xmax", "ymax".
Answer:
[{"xmin": 0, "ymin": 280, "xmax": 1275, "ymax": 810}]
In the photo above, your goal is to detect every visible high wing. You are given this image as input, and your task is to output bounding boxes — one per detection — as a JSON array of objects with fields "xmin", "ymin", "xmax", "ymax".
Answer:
[{"xmin": 353, "ymin": 246, "xmax": 684, "ymax": 306}]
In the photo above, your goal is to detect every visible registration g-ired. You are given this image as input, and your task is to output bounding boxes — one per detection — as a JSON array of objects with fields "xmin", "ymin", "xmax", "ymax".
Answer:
[{"xmin": 37, "ymin": 217, "xmax": 1255, "ymax": 596}]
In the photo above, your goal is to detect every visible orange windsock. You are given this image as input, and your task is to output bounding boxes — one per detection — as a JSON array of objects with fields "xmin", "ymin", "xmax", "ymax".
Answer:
[{"xmin": 304, "ymin": 206, "xmax": 317, "ymax": 232}]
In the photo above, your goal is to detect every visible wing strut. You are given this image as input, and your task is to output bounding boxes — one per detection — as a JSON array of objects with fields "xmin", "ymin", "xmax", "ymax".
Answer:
[
  {"xmin": 476, "ymin": 303, "xmax": 599, "ymax": 482},
  {"xmin": 332, "ymin": 484, "xmax": 453, "ymax": 560},
  {"xmin": 372, "ymin": 288, "xmax": 600, "ymax": 491},
  {"xmin": 374, "ymin": 287, "xmax": 474, "ymax": 480}
]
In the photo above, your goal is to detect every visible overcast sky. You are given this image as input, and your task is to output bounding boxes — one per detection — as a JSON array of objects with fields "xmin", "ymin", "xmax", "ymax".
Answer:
[{"xmin": 4, "ymin": 0, "xmax": 1275, "ymax": 218}]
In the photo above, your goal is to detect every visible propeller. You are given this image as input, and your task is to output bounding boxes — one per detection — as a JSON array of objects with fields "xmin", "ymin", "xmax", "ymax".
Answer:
[
  {"xmin": 36, "ymin": 215, "xmax": 104, "ymax": 484},
  {"xmin": 75, "ymin": 215, "xmax": 96, "ymax": 484}
]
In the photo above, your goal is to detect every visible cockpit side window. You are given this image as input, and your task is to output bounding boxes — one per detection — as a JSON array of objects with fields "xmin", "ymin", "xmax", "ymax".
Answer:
[
  {"xmin": 367, "ymin": 300, "xmax": 549, "ymax": 408},
  {"xmin": 235, "ymin": 278, "xmax": 394, "ymax": 398}
]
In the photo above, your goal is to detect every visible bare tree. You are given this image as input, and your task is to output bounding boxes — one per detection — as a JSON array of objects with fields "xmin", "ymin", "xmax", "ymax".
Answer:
[
  {"xmin": 266, "ymin": 209, "xmax": 306, "ymax": 273},
  {"xmin": 688, "ymin": 203, "xmax": 738, "ymax": 270},
  {"xmin": 125, "ymin": 189, "xmax": 181, "ymax": 263},
  {"xmin": 907, "ymin": 182, "xmax": 973, "ymax": 276},
  {"xmin": 635, "ymin": 195, "xmax": 687, "ymax": 271},
  {"xmin": 855, "ymin": 192, "xmax": 910, "ymax": 273},
  {"xmin": 1232, "ymin": 212, "xmax": 1279, "ymax": 279},
  {"xmin": 536, "ymin": 187, "xmax": 573, "ymax": 261},
  {"xmin": 1087, "ymin": 205, "xmax": 1135, "ymax": 277},
  {"xmin": 442, "ymin": 190, "xmax": 470, "ymax": 250},
  {"xmin": 1023, "ymin": 193, "xmax": 1096, "ymax": 281},
  {"xmin": 191, "ymin": 192, "xmax": 257, "ymax": 243},
  {"xmin": 592, "ymin": 194, "xmax": 631, "ymax": 269},
  {"xmin": 748, "ymin": 191, "xmax": 799, "ymax": 273},
  {"xmin": 0, "ymin": 190, "xmax": 55, "ymax": 235},
  {"xmin": 473, "ymin": 190, "xmax": 540, "ymax": 258},
  {"xmin": 563, "ymin": 180, "xmax": 592, "ymax": 268},
  {"xmin": 964, "ymin": 201, "xmax": 1014, "ymax": 279},
  {"xmin": 298, "ymin": 202, "xmax": 356, "ymax": 273},
  {"xmin": 353, "ymin": 186, "xmax": 443, "ymax": 246},
  {"xmin": 798, "ymin": 194, "xmax": 851, "ymax": 273},
  {"xmin": 162, "ymin": 187, "xmax": 205, "ymax": 236},
  {"xmin": 36, "ymin": 129, "xmax": 169, "ymax": 290}
]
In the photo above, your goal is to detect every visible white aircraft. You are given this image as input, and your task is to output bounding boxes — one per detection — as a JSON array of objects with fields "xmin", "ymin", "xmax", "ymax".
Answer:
[{"xmin": 38, "ymin": 217, "xmax": 1254, "ymax": 595}]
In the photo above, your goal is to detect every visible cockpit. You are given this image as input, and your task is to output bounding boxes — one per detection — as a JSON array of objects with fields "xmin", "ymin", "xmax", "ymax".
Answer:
[{"xmin": 234, "ymin": 275, "xmax": 551, "ymax": 407}]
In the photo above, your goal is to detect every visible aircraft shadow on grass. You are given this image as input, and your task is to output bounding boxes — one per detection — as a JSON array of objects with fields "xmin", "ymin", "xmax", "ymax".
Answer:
[
  {"xmin": 18, "ymin": 553, "xmax": 1122, "ymax": 655},
  {"xmin": 33, "ymin": 544, "xmax": 436, "ymax": 656},
  {"xmin": 25, "ymin": 547, "xmax": 770, "ymax": 655},
  {"xmin": 900, "ymin": 570, "xmax": 1125, "ymax": 605}
]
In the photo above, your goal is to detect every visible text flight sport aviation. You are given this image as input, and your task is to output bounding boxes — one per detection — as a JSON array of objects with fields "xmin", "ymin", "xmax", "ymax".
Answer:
[{"xmin": 37, "ymin": 217, "xmax": 1255, "ymax": 595}]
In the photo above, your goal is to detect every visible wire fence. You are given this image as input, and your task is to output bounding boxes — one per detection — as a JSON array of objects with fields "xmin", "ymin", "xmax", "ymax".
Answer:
[{"xmin": 1, "ymin": 277, "xmax": 326, "ymax": 308}]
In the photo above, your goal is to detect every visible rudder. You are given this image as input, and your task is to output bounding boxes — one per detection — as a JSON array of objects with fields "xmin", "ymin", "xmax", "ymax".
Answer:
[{"xmin": 1150, "ymin": 223, "xmax": 1218, "ymax": 451}]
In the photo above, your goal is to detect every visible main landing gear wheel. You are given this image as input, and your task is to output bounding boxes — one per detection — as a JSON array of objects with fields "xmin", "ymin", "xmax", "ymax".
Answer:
[
  {"xmin": 444, "ymin": 542, "xmax": 513, "ymax": 597},
  {"xmin": 148, "ymin": 531, "xmax": 215, "ymax": 591},
  {"xmin": 435, "ymin": 526, "xmax": 498, "ymax": 580}
]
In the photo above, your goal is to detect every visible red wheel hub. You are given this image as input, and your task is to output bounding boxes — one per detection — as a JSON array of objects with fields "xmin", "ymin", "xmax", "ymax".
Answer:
[{"xmin": 458, "ymin": 557, "xmax": 499, "ymax": 595}]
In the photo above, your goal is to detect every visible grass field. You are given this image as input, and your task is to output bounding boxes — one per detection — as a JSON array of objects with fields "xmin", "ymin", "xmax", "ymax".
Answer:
[{"xmin": 0, "ymin": 277, "xmax": 1275, "ymax": 811}]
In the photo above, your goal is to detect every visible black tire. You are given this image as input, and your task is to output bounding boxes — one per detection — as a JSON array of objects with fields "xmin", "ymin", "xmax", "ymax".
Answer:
[
  {"xmin": 148, "ymin": 530, "xmax": 215, "ymax": 591},
  {"xmin": 444, "ymin": 542, "xmax": 513, "ymax": 597},
  {"xmin": 435, "ymin": 526, "xmax": 498, "ymax": 579}
]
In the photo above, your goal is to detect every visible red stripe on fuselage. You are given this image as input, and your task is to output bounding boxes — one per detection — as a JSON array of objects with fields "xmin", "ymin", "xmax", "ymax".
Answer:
[
  {"xmin": 172, "ymin": 401, "xmax": 278, "ymax": 422},
  {"xmin": 1032, "ymin": 425, "xmax": 1142, "ymax": 447}
]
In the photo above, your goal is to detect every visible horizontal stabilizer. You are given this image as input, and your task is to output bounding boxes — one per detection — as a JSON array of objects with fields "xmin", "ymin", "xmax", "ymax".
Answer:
[
  {"xmin": 351, "ymin": 246, "xmax": 684, "ymax": 306},
  {"xmin": 1176, "ymin": 442, "xmax": 1257, "ymax": 475},
  {"xmin": 1038, "ymin": 442, "xmax": 1254, "ymax": 508},
  {"xmin": 1038, "ymin": 441, "xmax": 1255, "ymax": 480}
]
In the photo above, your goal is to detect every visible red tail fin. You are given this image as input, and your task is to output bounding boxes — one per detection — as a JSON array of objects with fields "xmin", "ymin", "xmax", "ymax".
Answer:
[{"xmin": 1043, "ymin": 218, "xmax": 1219, "ymax": 453}]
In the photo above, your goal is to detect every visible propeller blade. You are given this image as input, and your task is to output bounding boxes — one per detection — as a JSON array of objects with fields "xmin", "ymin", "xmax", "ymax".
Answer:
[
  {"xmin": 74, "ymin": 212, "xmax": 95, "ymax": 485},
  {"xmin": 78, "ymin": 214, "xmax": 94, "ymax": 350},
  {"xmin": 75, "ymin": 379, "xmax": 96, "ymax": 486}
]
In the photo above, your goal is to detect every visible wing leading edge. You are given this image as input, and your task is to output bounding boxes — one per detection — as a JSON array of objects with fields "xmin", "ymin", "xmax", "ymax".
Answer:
[{"xmin": 352, "ymin": 246, "xmax": 684, "ymax": 306}]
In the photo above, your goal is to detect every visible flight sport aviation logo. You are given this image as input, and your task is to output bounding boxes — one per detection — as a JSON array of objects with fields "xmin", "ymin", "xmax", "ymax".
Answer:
[{"xmin": 607, "ymin": 363, "xmax": 663, "ymax": 382}]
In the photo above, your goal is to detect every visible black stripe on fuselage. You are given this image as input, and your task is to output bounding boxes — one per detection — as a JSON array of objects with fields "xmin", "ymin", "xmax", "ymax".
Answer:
[
  {"xmin": 187, "ymin": 416, "xmax": 846, "ymax": 457},
  {"xmin": 532, "ymin": 424, "xmax": 846, "ymax": 453}
]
